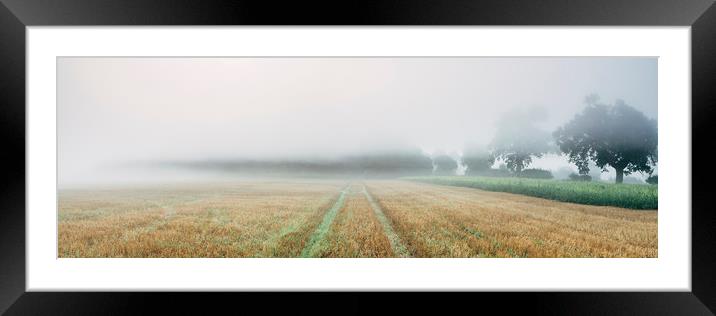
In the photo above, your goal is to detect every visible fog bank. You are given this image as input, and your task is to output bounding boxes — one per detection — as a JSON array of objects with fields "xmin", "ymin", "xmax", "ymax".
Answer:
[{"xmin": 58, "ymin": 57, "xmax": 657, "ymax": 186}]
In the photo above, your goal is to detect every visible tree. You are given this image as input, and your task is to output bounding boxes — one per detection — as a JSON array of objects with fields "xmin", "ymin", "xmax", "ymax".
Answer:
[
  {"xmin": 432, "ymin": 155, "xmax": 458, "ymax": 175},
  {"xmin": 462, "ymin": 147, "xmax": 495, "ymax": 175},
  {"xmin": 553, "ymin": 95, "xmax": 657, "ymax": 184},
  {"xmin": 489, "ymin": 109, "xmax": 551, "ymax": 175}
]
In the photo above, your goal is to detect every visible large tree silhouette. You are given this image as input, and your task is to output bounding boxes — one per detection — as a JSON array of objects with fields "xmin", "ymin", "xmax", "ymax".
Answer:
[{"xmin": 553, "ymin": 95, "xmax": 657, "ymax": 183}]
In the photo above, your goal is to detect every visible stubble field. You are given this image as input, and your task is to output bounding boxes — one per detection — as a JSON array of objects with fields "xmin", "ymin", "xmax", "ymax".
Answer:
[{"xmin": 58, "ymin": 179, "xmax": 657, "ymax": 258}]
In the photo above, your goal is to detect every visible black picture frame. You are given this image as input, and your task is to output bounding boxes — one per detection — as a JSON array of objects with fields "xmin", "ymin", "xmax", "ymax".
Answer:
[{"xmin": 1, "ymin": 0, "xmax": 714, "ymax": 314}]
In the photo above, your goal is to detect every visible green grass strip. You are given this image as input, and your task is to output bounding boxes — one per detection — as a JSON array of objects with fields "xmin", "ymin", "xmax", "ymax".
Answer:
[
  {"xmin": 403, "ymin": 176, "xmax": 657, "ymax": 210},
  {"xmin": 300, "ymin": 186, "xmax": 349, "ymax": 257},
  {"xmin": 362, "ymin": 186, "xmax": 411, "ymax": 258}
]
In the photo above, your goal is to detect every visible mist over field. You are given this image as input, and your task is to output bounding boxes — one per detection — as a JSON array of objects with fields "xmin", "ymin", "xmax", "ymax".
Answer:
[
  {"xmin": 58, "ymin": 57, "xmax": 657, "ymax": 186},
  {"xmin": 58, "ymin": 57, "xmax": 660, "ymax": 259}
]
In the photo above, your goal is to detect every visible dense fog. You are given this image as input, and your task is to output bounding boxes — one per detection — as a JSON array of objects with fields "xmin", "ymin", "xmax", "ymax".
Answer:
[{"xmin": 58, "ymin": 57, "xmax": 657, "ymax": 186}]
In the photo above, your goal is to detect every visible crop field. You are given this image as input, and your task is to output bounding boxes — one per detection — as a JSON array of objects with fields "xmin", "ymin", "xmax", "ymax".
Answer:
[
  {"xmin": 404, "ymin": 176, "xmax": 658, "ymax": 209},
  {"xmin": 58, "ymin": 181, "xmax": 344, "ymax": 257},
  {"xmin": 369, "ymin": 181, "xmax": 656, "ymax": 257},
  {"xmin": 59, "ymin": 179, "xmax": 657, "ymax": 258}
]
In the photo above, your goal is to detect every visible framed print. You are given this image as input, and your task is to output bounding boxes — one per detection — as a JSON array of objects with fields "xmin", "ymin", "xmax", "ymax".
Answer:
[{"xmin": 1, "ymin": 0, "xmax": 715, "ymax": 314}]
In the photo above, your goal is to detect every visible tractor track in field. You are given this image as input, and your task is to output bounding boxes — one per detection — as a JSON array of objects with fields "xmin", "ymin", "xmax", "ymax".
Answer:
[
  {"xmin": 299, "ymin": 183, "xmax": 411, "ymax": 258},
  {"xmin": 362, "ymin": 185, "xmax": 411, "ymax": 258},
  {"xmin": 299, "ymin": 185, "xmax": 350, "ymax": 257}
]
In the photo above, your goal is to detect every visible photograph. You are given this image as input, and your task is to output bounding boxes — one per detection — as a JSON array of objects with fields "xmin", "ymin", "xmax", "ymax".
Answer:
[{"xmin": 57, "ymin": 57, "xmax": 658, "ymax": 258}]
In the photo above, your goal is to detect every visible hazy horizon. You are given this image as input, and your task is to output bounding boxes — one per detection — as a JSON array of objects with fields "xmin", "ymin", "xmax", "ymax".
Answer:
[{"xmin": 58, "ymin": 57, "xmax": 657, "ymax": 186}]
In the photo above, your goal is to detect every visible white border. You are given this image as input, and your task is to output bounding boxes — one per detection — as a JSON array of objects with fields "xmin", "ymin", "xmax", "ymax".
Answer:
[{"xmin": 27, "ymin": 27, "xmax": 690, "ymax": 291}]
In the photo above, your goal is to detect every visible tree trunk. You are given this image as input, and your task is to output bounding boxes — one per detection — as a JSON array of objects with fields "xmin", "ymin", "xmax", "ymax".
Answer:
[{"xmin": 615, "ymin": 168, "xmax": 624, "ymax": 184}]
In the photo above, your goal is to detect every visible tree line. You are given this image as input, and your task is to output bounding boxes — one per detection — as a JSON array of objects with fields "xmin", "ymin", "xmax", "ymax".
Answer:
[
  {"xmin": 163, "ymin": 94, "xmax": 657, "ymax": 184},
  {"xmin": 463, "ymin": 94, "xmax": 657, "ymax": 184}
]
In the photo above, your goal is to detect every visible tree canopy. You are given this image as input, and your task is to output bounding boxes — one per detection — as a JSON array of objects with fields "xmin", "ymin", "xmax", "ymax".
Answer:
[
  {"xmin": 553, "ymin": 95, "xmax": 657, "ymax": 183},
  {"xmin": 489, "ymin": 108, "xmax": 552, "ymax": 174},
  {"xmin": 432, "ymin": 155, "xmax": 458, "ymax": 175},
  {"xmin": 462, "ymin": 146, "xmax": 495, "ymax": 175}
]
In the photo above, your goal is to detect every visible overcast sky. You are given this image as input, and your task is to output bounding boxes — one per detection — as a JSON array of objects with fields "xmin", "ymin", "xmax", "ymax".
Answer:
[{"xmin": 58, "ymin": 57, "xmax": 657, "ymax": 184}]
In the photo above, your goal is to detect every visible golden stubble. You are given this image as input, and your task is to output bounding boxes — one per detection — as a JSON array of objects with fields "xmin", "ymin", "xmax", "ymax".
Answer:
[
  {"xmin": 59, "ymin": 179, "xmax": 657, "ymax": 258},
  {"xmin": 58, "ymin": 181, "xmax": 345, "ymax": 257},
  {"xmin": 366, "ymin": 180, "xmax": 657, "ymax": 258}
]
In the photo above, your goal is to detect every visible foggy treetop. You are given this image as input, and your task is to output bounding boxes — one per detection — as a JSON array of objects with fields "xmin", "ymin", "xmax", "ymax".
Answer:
[{"xmin": 58, "ymin": 57, "xmax": 657, "ymax": 185}]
